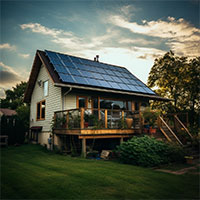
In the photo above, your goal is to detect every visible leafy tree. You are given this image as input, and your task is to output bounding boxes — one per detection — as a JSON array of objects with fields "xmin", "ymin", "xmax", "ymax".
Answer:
[
  {"xmin": 147, "ymin": 51, "xmax": 200, "ymax": 131},
  {"xmin": 16, "ymin": 104, "xmax": 30, "ymax": 131},
  {"xmin": 1, "ymin": 82, "xmax": 30, "ymax": 144},
  {"xmin": 1, "ymin": 81, "xmax": 27, "ymax": 109}
]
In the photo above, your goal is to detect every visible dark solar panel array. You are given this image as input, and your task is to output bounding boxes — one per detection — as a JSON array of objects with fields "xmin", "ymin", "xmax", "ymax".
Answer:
[{"xmin": 45, "ymin": 50, "xmax": 155, "ymax": 95}]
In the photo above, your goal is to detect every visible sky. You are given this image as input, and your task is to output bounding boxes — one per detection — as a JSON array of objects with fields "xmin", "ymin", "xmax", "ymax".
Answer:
[{"xmin": 0, "ymin": 0, "xmax": 199, "ymax": 98}]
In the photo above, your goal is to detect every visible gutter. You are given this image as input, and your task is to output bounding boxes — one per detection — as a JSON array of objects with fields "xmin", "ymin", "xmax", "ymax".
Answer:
[{"xmin": 54, "ymin": 83, "xmax": 172, "ymax": 102}]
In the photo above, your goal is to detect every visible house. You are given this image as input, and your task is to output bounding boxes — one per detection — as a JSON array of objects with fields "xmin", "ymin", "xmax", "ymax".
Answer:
[
  {"xmin": 24, "ymin": 50, "xmax": 171, "ymax": 156},
  {"xmin": 0, "ymin": 108, "xmax": 16, "ymax": 145},
  {"xmin": 0, "ymin": 108, "xmax": 17, "ymax": 117}
]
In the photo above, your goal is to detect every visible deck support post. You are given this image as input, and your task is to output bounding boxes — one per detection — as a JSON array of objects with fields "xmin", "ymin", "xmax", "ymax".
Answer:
[
  {"xmin": 66, "ymin": 112, "xmax": 69, "ymax": 129},
  {"xmin": 82, "ymin": 138, "xmax": 86, "ymax": 158},
  {"xmin": 122, "ymin": 111, "xmax": 124, "ymax": 120},
  {"xmin": 105, "ymin": 109, "xmax": 108, "ymax": 128},
  {"xmin": 80, "ymin": 108, "xmax": 85, "ymax": 129},
  {"xmin": 120, "ymin": 137, "xmax": 124, "ymax": 144}
]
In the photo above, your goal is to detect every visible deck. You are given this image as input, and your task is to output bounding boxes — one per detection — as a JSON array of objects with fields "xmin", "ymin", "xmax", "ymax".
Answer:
[{"xmin": 53, "ymin": 108, "xmax": 142, "ymax": 139}]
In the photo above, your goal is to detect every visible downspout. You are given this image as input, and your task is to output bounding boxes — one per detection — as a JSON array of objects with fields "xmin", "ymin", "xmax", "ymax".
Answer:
[{"xmin": 62, "ymin": 87, "xmax": 72, "ymax": 110}]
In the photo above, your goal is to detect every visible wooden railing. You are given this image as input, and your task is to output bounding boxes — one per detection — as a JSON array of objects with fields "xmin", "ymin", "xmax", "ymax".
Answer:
[
  {"xmin": 174, "ymin": 115, "xmax": 193, "ymax": 139},
  {"xmin": 54, "ymin": 108, "xmax": 142, "ymax": 130},
  {"xmin": 158, "ymin": 116, "xmax": 183, "ymax": 146}
]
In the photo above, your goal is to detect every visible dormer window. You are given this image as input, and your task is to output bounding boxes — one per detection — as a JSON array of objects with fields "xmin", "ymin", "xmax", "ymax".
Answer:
[{"xmin": 43, "ymin": 80, "xmax": 48, "ymax": 97}]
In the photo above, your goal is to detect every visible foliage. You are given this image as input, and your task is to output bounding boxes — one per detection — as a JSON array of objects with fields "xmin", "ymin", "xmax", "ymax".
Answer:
[
  {"xmin": 147, "ymin": 51, "xmax": 200, "ymax": 131},
  {"xmin": 117, "ymin": 118, "xmax": 127, "ymax": 129},
  {"xmin": 142, "ymin": 107, "xmax": 159, "ymax": 127},
  {"xmin": 94, "ymin": 119, "xmax": 104, "ymax": 129},
  {"xmin": 84, "ymin": 113, "xmax": 98, "ymax": 126},
  {"xmin": 0, "ymin": 81, "xmax": 28, "ymax": 110},
  {"xmin": 1, "ymin": 115, "xmax": 25, "ymax": 144},
  {"xmin": 0, "ymin": 82, "xmax": 29, "ymax": 144},
  {"xmin": 16, "ymin": 104, "xmax": 30, "ymax": 131},
  {"xmin": 68, "ymin": 114, "xmax": 80, "ymax": 129},
  {"xmin": 51, "ymin": 115, "xmax": 67, "ymax": 129},
  {"xmin": 117, "ymin": 136, "xmax": 184, "ymax": 167}
]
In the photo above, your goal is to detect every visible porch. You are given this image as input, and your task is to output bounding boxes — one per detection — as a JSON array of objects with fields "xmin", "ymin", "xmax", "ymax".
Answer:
[
  {"xmin": 53, "ymin": 108, "xmax": 143, "ymax": 135},
  {"xmin": 53, "ymin": 108, "xmax": 143, "ymax": 156},
  {"xmin": 52, "ymin": 109, "xmax": 192, "ymax": 157}
]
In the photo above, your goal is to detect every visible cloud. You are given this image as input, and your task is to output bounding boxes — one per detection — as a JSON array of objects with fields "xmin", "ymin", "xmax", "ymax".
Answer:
[
  {"xmin": 19, "ymin": 53, "xmax": 30, "ymax": 58},
  {"xmin": 109, "ymin": 15, "xmax": 200, "ymax": 57},
  {"xmin": 0, "ymin": 62, "xmax": 26, "ymax": 90},
  {"xmin": 0, "ymin": 43, "xmax": 16, "ymax": 51},
  {"xmin": 20, "ymin": 23, "xmax": 64, "ymax": 37},
  {"xmin": 119, "ymin": 38, "xmax": 160, "ymax": 46},
  {"xmin": 20, "ymin": 23, "xmax": 115, "ymax": 52},
  {"xmin": 0, "ymin": 87, "xmax": 6, "ymax": 99},
  {"xmin": 120, "ymin": 5, "xmax": 140, "ymax": 18}
]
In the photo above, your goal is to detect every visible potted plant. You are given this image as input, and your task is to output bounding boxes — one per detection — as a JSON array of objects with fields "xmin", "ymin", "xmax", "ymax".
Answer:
[
  {"xmin": 125, "ymin": 115, "xmax": 133, "ymax": 129},
  {"xmin": 142, "ymin": 107, "xmax": 159, "ymax": 134}
]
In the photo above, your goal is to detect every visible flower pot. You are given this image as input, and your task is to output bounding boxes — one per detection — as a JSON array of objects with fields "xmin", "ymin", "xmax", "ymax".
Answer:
[
  {"xmin": 126, "ymin": 118, "xmax": 133, "ymax": 129},
  {"xmin": 185, "ymin": 156, "xmax": 194, "ymax": 164},
  {"xmin": 84, "ymin": 122, "xmax": 89, "ymax": 128},
  {"xmin": 143, "ymin": 128, "xmax": 149, "ymax": 134},
  {"xmin": 149, "ymin": 127, "xmax": 156, "ymax": 134}
]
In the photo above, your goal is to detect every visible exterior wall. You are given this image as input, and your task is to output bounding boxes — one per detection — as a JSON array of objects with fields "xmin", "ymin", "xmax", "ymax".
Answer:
[
  {"xmin": 64, "ymin": 92, "xmax": 92, "ymax": 110},
  {"xmin": 64, "ymin": 93, "xmax": 76, "ymax": 110},
  {"xmin": 30, "ymin": 64, "xmax": 62, "ymax": 145}
]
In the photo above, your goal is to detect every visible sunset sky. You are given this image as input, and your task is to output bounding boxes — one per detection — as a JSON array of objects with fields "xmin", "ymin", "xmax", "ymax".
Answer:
[{"xmin": 0, "ymin": 0, "xmax": 199, "ymax": 98}]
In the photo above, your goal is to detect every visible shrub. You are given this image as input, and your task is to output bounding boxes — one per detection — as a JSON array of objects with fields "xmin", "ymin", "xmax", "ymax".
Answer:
[{"xmin": 117, "ymin": 136, "xmax": 184, "ymax": 167}]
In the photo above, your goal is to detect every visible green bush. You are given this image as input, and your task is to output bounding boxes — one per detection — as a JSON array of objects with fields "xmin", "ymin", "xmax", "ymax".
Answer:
[{"xmin": 117, "ymin": 136, "xmax": 184, "ymax": 167}]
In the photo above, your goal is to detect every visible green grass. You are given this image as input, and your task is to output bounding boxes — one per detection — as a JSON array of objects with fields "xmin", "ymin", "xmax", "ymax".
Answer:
[{"xmin": 1, "ymin": 145, "xmax": 199, "ymax": 199}]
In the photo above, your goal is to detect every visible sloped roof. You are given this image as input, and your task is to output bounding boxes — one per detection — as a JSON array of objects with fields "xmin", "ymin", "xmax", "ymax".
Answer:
[
  {"xmin": 45, "ymin": 50, "xmax": 155, "ymax": 95},
  {"xmin": 24, "ymin": 50, "xmax": 170, "ymax": 103},
  {"xmin": 0, "ymin": 108, "xmax": 17, "ymax": 116}
]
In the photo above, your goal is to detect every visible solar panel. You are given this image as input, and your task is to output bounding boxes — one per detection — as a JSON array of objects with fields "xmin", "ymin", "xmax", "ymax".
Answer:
[
  {"xmin": 102, "ymin": 74, "xmax": 113, "ymax": 81},
  {"xmin": 81, "ymin": 71, "xmax": 94, "ymax": 78},
  {"xmin": 92, "ymin": 72, "xmax": 103, "ymax": 80},
  {"xmin": 118, "ymin": 83, "xmax": 131, "ymax": 91},
  {"xmin": 98, "ymin": 80, "xmax": 111, "ymax": 88},
  {"xmin": 68, "ymin": 68, "xmax": 82, "ymax": 76},
  {"xmin": 86, "ymin": 78, "xmax": 101, "ymax": 87},
  {"xmin": 111, "ymin": 76, "xmax": 121, "ymax": 83},
  {"xmin": 73, "ymin": 76, "xmax": 87, "ymax": 85},
  {"xmin": 45, "ymin": 50, "xmax": 156, "ymax": 95},
  {"xmin": 59, "ymin": 73, "xmax": 76, "ymax": 83},
  {"xmin": 108, "ymin": 82, "xmax": 122, "ymax": 90}
]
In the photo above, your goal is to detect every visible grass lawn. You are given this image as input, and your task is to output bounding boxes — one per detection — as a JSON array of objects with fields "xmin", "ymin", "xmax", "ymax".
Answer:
[{"xmin": 1, "ymin": 145, "xmax": 199, "ymax": 199}]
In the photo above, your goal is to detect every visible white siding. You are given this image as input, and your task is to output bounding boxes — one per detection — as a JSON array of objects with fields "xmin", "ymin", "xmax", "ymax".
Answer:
[
  {"xmin": 30, "ymin": 64, "xmax": 62, "ymax": 133},
  {"xmin": 64, "ymin": 92, "xmax": 92, "ymax": 110},
  {"xmin": 64, "ymin": 94, "xmax": 76, "ymax": 110}
]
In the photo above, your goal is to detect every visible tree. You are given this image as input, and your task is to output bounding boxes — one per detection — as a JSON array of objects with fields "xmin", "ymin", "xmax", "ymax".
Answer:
[
  {"xmin": 1, "ymin": 81, "xmax": 27, "ymax": 109},
  {"xmin": 0, "ymin": 82, "xmax": 30, "ymax": 144},
  {"xmin": 147, "ymin": 51, "xmax": 200, "ymax": 131}
]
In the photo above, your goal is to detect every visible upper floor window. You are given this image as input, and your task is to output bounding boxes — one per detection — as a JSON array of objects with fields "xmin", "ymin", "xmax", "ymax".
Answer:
[
  {"xmin": 43, "ymin": 80, "xmax": 48, "ymax": 97},
  {"xmin": 37, "ymin": 100, "xmax": 45, "ymax": 120}
]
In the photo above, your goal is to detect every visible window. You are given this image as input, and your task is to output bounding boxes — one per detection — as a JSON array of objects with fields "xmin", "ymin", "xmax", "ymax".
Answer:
[
  {"xmin": 43, "ymin": 80, "xmax": 48, "ymax": 97},
  {"xmin": 77, "ymin": 96, "xmax": 88, "ymax": 108},
  {"xmin": 100, "ymin": 99, "xmax": 126, "ymax": 110},
  {"xmin": 36, "ymin": 100, "xmax": 46, "ymax": 120}
]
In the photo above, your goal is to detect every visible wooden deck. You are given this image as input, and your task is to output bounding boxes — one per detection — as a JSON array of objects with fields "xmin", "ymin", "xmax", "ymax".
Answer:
[
  {"xmin": 53, "ymin": 128, "xmax": 137, "ymax": 139},
  {"xmin": 53, "ymin": 108, "xmax": 142, "ymax": 139}
]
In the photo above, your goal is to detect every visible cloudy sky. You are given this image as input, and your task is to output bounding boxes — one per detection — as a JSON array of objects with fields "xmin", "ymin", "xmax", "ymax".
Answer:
[{"xmin": 0, "ymin": 0, "xmax": 199, "ymax": 98}]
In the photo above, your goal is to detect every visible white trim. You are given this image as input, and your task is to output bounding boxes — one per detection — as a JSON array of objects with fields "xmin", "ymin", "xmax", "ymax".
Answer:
[{"xmin": 54, "ymin": 83, "xmax": 172, "ymax": 101}]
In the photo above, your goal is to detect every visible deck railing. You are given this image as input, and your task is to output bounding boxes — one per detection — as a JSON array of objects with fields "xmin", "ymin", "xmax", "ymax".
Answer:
[{"xmin": 53, "ymin": 108, "xmax": 142, "ymax": 130}]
